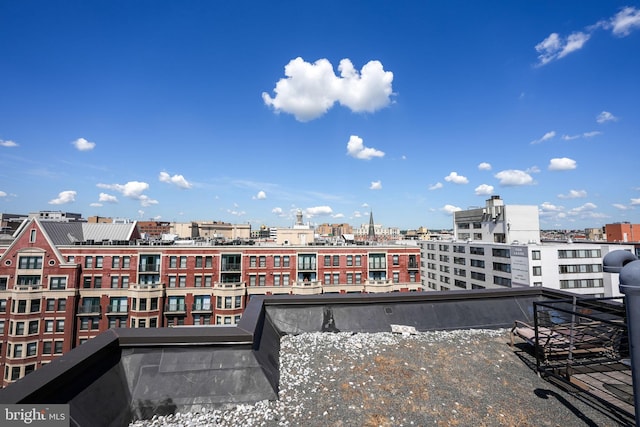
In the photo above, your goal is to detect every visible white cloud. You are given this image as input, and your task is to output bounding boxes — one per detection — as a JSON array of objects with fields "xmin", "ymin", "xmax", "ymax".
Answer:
[
  {"xmin": 478, "ymin": 162, "xmax": 492, "ymax": 171},
  {"xmin": 262, "ymin": 57, "xmax": 394, "ymax": 121},
  {"xmin": 305, "ymin": 206, "xmax": 333, "ymax": 217},
  {"xmin": 596, "ymin": 111, "xmax": 617, "ymax": 124},
  {"xmin": 631, "ymin": 198, "xmax": 640, "ymax": 206},
  {"xmin": 333, "ymin": 213, "xmax": 345, "ymax": 219},
  {"xmin": 0, "ymin": 191, "xmax": 7, "ymax": 197},
  {"xmin": 159, "ymin": 171, "xmax": 192, "ymax": 189},
  {"xmin": 0, "ymin": 139, "xmax": 18, "ymax": 147},
  {"xmin": 530, "ymin": 130, "xmax": 556, "ymax": 144},
  {"xmin": 613, "ymin": 203, "xmax": 630, "ymax": 210},
  {"xmin": 535, "ymin": 32, "xmax": 590, "ymax": 65},
  {"xmin": 441, "ymin": 204, "xmax": 461, "ymax": 215},
  {"xmin": 474, "ymin": 184, "xmax": 494, "ymax": 196},
  {"xmin": 98, "ymin": 192, "xmax": 118, "ymax": 203},
  {"xmin": 526, "ymin": 166, "xmax": 541, "ymax": 174},
  {"xmin": 72, "ymin": 137, "xmax": 96, "ymax": 151},
  {"xmin": 558, "ymin": 189, "xmax": 587, "ymax": 199},
  {"xmin": 90, "ymin": 202, "xmax": 102, "ymax": 207},
  {"xmin": 583, "ymin": 131, "xmax": 602, "ymax": 138},
  {"xmin": 254, "ymin": 191, "xmax": 267, "ymax": 200},
  {"xmin": 562, "ymin": 134, "xmax": 580, "ymax": 141},
  {"xmin": 428, "ymin": 182, "xmax": 443, "ymax": 191},
  {"xmin": 97, "ymin": 181, "xmax": 158, "ymax": 206},
  {"xmin": 540, "ymin": 202, "xmax": 564, "ymax": 212},
  {"xmin": 610, "ymin": 6, "xmax": 640, "ymax": 37},
  {"xmin": 369, "ymin": 180, "xmax": 382, "ymax": 190},
  {"xmin": 548, "ymin": 157, "xmax": 577, "ymax": 171},
  {"xmin": 444, "ymin": 172, "xmax": 468, "ymax": 185},
  {"xmin": 568, "ymin": 203, "xmax": 597, "ymax": 214},
  {"xmin": 49, "ymin": 190, "xmax": 77, "ymax": 205},
  {"xmin": 494, "ymin": 170, "xmax": 534, "ymax": 186},
  {"xmin": 346, "ymin": 135, "xmax": 385, "ymax": 160},
  {"xmin": 138, "ymin": 210, "xmax": 145, "ymax": 218}
]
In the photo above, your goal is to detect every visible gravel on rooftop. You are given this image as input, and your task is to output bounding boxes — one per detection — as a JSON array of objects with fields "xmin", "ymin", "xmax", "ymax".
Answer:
[{"xmin": 130, "ymin": 329, "xmax": 627, "ymax": 427}]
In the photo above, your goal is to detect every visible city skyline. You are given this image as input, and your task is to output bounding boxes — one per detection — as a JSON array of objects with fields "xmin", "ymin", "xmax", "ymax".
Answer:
[{"xmin": 1, "ymin": 2, "xmax": 639, "ymax": 230}]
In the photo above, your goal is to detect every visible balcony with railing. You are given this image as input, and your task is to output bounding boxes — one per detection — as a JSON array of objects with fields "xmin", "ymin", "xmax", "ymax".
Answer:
[
  {"xmin": 77, "ymin": 305, "xmax": 102, "ymax": 315},
  {"xmin": 138, "ymin": 264, "xmax": 160, "ymax": 273},
  {"xmin": 291, "ymin": 280, "xmax": 323, "ymax": 295},
  {"xmin": 220, "ymin": 263, "xmax": 241, "ymax": 272},
  {"xmin": 191, "ymin": 303, "xmax": 213, "ymax": 313},
  {"xmin": 164, "ymin": 304, "xmax": 187, "ymax": 314},
  {"xmin": 364, "ymin": 279, "xmax": 393, "ymax": 293}
]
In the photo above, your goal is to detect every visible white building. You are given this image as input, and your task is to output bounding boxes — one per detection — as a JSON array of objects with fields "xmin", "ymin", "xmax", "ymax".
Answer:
[{"xmin": 421, "ymin": 196, "xmax": 633, "ymax": 297}]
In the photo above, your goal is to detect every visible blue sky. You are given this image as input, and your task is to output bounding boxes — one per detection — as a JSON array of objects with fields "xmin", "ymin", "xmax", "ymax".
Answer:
[{"xmin": 1, "ymin": 1, "xmax": 639, "ymax": 231}]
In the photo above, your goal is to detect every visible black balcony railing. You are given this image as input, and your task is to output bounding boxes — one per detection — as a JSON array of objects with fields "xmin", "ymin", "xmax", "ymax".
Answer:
[
  {"xmin": 138, "ymin": 264, "xmax": 160, "ymax": 272},
  {"xmin": 164, "ymin": 304, "xmax": 187, "ymax": 313},
  {"xmin": 221, "ymin": 263, "xmax": 241, "ymax": 271},
  {"xmin": 78, "ymin": 305, "xmax": 101, "ymax": 314},
  {"xmin": 192, "ymin": 303, "xmax": 213, "ymax": 312}
]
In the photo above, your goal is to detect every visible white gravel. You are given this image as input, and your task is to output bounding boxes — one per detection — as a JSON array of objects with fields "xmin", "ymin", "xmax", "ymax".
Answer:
[{"xmin": 130, "ymin": 329, "xmax": 625, "ymax": 427}]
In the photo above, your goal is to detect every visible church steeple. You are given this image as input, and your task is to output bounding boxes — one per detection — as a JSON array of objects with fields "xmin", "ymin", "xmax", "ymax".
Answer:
[{"xmin": 368, "ymin": 210, "xmax": 376, "ymax": 241}]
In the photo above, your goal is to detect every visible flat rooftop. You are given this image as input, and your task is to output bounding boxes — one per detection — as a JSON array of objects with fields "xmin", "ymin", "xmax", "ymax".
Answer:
[{"xmin": 0, "ymin": 288, "xmax": 634, "ymax": 426}]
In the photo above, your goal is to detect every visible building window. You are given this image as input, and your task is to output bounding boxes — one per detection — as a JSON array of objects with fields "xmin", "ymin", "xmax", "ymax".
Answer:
[
  {"xmin": 333, "ymin": 255, "xmax": 340, "ymax": 267},
  {"xmin": 234, "ymin": 295, "xmax": 242, "ymax": 308},
  {"xmin": 54, "ymin": 341, "xmax": 63, "ymax": 354},
  {"xmin": 259, "ymin": 275, "xmax": 266, "ymax": 286},
  {"xmin": 324, "ymin": 273, "xmax": 330, "ymax": 285},
  {"xmin": 532, "ymin": 251, "xmax": 541, "ymax": 260},
  {"xmin": 195, "ymin": 256, "xmax": 203, "ymax": 268},
  {"xmin": 169, "ymin": 256, "xmax": 177, "ymax": 268},
  {"xmin": 355, "ymin": 256, "xmax": 362, "ymax": 267},
  {"xmin": 85, "ymin": 256, "xmax": 93, "ymax": 268},
  {"xmin": 179, "ymin": 276, "xmax": 186, "ymax": 287},
  {"xmin": 224, "ymin": 296, "xmax": 232, "ymax": 309},
  {"xmin": 94, "ymin": 276, "xmax": 102, "ymax": 288},
  {"xmin": 393, "ymin": 272, "xmax": 399, "ymax": 283},
  {"xmin": 42, "ymin": 342, "xmax": 52, "ymax": 355},
  {"xmin": 533, "ymin": 266, "xmax": 542, "ymax": 276},
  {"xmin": 259, "ymin": 256, "xmax": 266, "ymax": 267},
  {"xmin": 392, "ymin": 255, "xmax": 399, "ymax": 265},
  {"xmin": 194, "ymin": 276, "xmax": 202, "ymax": 287},
  {"xmin": 273, "ymin": 275, "xmax": 281, "ymax": 286},
  {"xmin": 151, "ymin": 298, "xmax": 158, "ymax": 310},
  {"xmin": 112, "ymin": 256, "xmax": 120, "ymax": 268},
  {"xmin": 168, "ymin": 276, "xmax": 176, "ymax": 288},
  {"xmin": 122, "ymin": 276, "xmax": 129, "ymax": 288},
  {"xmin": 95, "ymin": 256, "xmax": 103, "ymax": 268},
  {"xmin": 58, "ymin": 299, "xmax": 66, "ymax": 311},
  {"xmin": 29, "ymin": 229, "xmax": 37, "ymax": 243},
  {"xmin": 347, "ymin": 255, "xmax": 353, "ymax": 267},
  {"xmin": 110, "ymin": 297, "xmax": 128, "ymax": 313},
  {"xmin": 19, "ymin": 256, "xmax": 43, "ymax": 269},
  {"xmin": 347, "ymin": 273, "xmax": 353, "ymax": 285},
  {"xmin": 324, "ymin": 256, "xmax": 331, "ymax": 267},
  {"xmin": 333, "ymin": 273, "xmax": 339, "ymax": 284},
  {"xmin": 55, "ymin": 320, "xmax": 64, "ymax": 332},
  {"xmin": 49, "ymin": 277, "xmax": 67, "ymax": 290},
  {"xmin": 179, "ymin": 256, "xmax": 187, "ymax": 268},
  {"xmin": 194, "ymin": 296, "xmax": 211, "ymax": 311},
  {"xmin": 30, "ymin": 299, "xmax": 40, "ymax": 313},
  {"xmin": 28, "ymin": 320, "xmax": 38, "ymax": 335},
  {"xmin": 205, "ymin": 256, "xmax": 212, "ymax": 268},
  {"xmin": 122, "ymin": 256, "xmax": 130, "ymax": 268},
  {"xmin": 205, "ymin": 276, "xmax": 212, "ymax": 287},
  {"xmin": 283, "ymin": 256, "xmax": 290, "ymax": 267},
  {"xmin": 111, "ymin": 276, "xmax": 119, "ymax": 288}
]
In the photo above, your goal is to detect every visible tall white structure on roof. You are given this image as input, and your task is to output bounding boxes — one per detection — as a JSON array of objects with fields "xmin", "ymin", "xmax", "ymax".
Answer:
[{"xmin": 453, "ymin": 195, "xmax": 539, "ymax": 244}]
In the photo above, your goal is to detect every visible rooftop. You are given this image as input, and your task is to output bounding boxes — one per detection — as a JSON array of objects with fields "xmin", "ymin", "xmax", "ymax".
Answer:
[{"xmin": 0, "ymin": 288, "xmax": 634, "ymax": 426}]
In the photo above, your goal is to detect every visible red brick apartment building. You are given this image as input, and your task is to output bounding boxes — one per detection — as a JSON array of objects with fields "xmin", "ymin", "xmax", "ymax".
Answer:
[{"xmin": 0, "ymin": 218, "xmax": 421, "ymax": 387}]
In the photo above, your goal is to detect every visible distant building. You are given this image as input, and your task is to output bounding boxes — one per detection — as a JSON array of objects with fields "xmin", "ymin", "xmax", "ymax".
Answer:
[
  {"xmin": 0, "ymin": 213, "xmax": 28, "ymax": 235},
  {"xmin": 87, "ymin": 216, "xmax": 115, "ymax": 224},
  {"xmin": 28, "ymin": 211, "xmax": 83, "ymax": 222},
  {"xmin": 605, "ymin": 222, "xmax": 640, "ymax": 243},
  {"xmin": 137, "ymin": 221, "xmax": 171, "ymax": 239},
  {"xmin": 421, "ymin": 196, "xmax": 633, "ymax": 298},
  {"xmin": 316, "ymin": 223, "xmax": 353, "ymax": 237}
]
